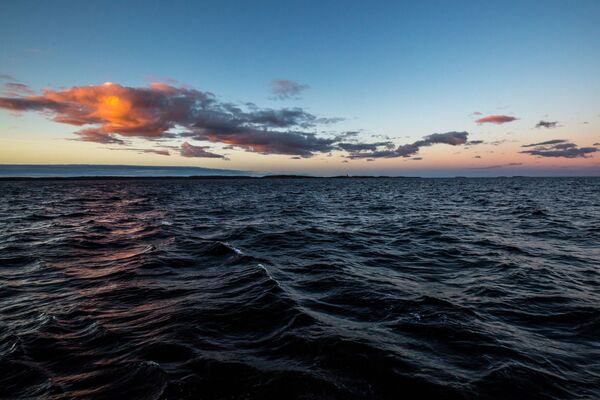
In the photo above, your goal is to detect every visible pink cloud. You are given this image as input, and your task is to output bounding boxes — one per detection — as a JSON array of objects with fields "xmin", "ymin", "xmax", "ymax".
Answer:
[{"xmin": 475, "ymin": 115, "xmax": 517, "ymax": 124}]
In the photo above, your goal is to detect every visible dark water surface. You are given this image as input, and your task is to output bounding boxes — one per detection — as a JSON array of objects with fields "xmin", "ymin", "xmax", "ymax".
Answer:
[{"xmin": 1, "ymin": 178, "xmax": 599, "ymax": 399}]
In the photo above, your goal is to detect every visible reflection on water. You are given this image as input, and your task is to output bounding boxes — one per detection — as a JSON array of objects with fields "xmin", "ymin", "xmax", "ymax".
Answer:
[{"xmin": 0, "ymin": 178, "xmax": 599, "ymax": 399}]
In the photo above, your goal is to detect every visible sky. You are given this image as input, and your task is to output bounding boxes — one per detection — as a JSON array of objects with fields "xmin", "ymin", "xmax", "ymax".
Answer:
[{"xmin": 1, "ymin": 0, "xmax": 599, "ymax": 176}]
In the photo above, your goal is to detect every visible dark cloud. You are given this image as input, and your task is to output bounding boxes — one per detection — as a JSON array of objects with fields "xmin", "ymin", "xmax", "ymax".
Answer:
[
  {"xmin": 347, "ymin": 131, "xmax": 469, "ymax": 159},
  {"xmin": 474, "ymin": 155, "xmax": 481, "ymax": 158},
  {"xmin": 181, "ymin": 142, "xmax": 227, "ymax": 159},
  {"xmin": 535, "ymin": 120, "xmax": 558, "ymax": 129},
  {"xmin": 337, "ymin": 141, "xmax": 394, "ymax": 152},
  {"xmin": 270, "ymin": 79, "xmax": 309, "ymax": 100},
  {"xmin": 192, "ymin": 129, "xmax": 338, "ymax": 156},
  {"xmin": 0, "ymin": 74, "xmax": 15, "ymax": 81},
  {"xmin": 521, "ymin": 139, "xmax": 567, "ymax": 148},
  {"xmin": 467, "ymin": 140, "xmax": 484, "ymax": 145},
  {"xmin": 476, "ymin": 115, "xmax": 517, "ymax": 124},
  {"xmin": 520, "ymin": 140, "xmax": 597, "ymax": 158},
  {"xmin": 290, "ymin": 156, "xmax": 302, "ymax": 160}
]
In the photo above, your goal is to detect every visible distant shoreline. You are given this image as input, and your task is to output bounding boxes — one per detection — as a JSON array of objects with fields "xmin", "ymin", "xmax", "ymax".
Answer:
[
  {"xmin": 1, "ymin": 175, "xmax": 594, "ymax": 181},
  {"xmin": 0, "ymin": 175, "xmax": 413, "ymax": 181},
  {"xmin": 1, "ymin": 165, "xmax": 598, "ymax": 179}
]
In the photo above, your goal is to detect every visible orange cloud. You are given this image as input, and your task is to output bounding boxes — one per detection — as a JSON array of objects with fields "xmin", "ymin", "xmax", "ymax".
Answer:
[
  {"xmin": 0, "ymin": 82, "xmax": 205, "ymax": 138},
  {"xmin": 0, "ymin": 81, "xmax": 341, "ymax": 156}
]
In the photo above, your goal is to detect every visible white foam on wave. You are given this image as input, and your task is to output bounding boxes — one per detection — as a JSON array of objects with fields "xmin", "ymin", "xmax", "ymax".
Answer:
[
  {"xmin": 258, "ymin": 263, "xmax": 282, "ymax": 288},
  {"xmin": 221, "ymin": 241, "xmax": 244, "ymax": 255}
]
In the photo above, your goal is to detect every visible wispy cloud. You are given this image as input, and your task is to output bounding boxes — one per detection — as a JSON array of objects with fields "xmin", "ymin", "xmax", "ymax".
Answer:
[
  {"xmin": 472, "ymin": 162, "xmax": 522, "ymax": 169},
  {"xmin": 521, "ymin": 139, "xmax": 567, "ymax": 148},
  {"xmin": 2, "ymin": 82, "xmax": 35, "ymax": 96},
  {"xmin": 181, "ymin": 142, "xmax": 228, "ymax": 159},
  {"xmin": 476, "ymin": 115, "xmax": 517, "ymax": 125},
  {"xmin": 75, "ymin": 128, "xmax": 126, "ymax": 144},
  {"xmin": 108, "ymin": 147, "xmax": 170, "ymax": 156},
  {"xmin": 270, "ymin": 79, "xmax": 309, "ymax": 100}
]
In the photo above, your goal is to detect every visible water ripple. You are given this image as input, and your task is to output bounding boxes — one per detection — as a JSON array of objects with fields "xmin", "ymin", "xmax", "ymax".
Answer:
[{"xmin": 0, "ymin": 177, "xmax": 599, "ymax": 399}]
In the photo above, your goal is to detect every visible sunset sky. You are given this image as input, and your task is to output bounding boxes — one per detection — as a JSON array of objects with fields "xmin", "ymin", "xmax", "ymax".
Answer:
[{"xmin": 1, "ymin": 0, "xmax": 599, "ymax": 176}]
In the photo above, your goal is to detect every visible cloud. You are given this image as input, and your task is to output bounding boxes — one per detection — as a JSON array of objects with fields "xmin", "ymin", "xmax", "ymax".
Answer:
[
  {"xmin": 520, "ymin": 140, "xmax": 597, "ymax": 158},
  {"xmin": 337, "ymin": 141, "xmax": 395, "ymax": 152},
  {"xmin": 270, "ymin": 79, "xmax": 309, "ymax": 100},
  {"xmin": 346, "ymin": 131, "xmax": 469, "ymax": 159},
  {"xmin": 0, "ymin": 74, "xmax": 15, "ymax": 81},
  {"xmin": 521, "ymin": 139, "xmax": 567, "ymax": 148},
  {"xmin": 0, "ymin": 81, "xmax": 346, "ymax": 157},
  {"xmin": 290, "ymin": 156, "xmax": 302, "ymax": 160},
  {"xmin": 472, "ymin": 162, "xmax": 522, "ymax": 169},
  {"xmin": 0, "ymin": 80, "xmax": 494, "ymax": 163},
  {"xmin": 180, "ymin": 142, "xmax": 227, "ymax": 159},
  {"xmin": 75, "ymin": 128, "xmax": 126, "ymax": 144},
  {"xmin": 337, "ymin": 130, "xmax": 361, "ymax": 139},
  {"xmin": 466, "ymin": 140, "xmax": 484, "ymax": 145},
  {"xmin": 108, "ymin": 147, "xmax": 170, "ymax": 156},
  {"xmin": 141, "ymin": 148, "xmax": 170, "ymax": 156},
  {"xmin": 2, "ymin": 82, "xmax": 35, "ymax": 96},
  {"xmin": 476, "ymin": 115, "xmax": 517, "ymax": 124},
  {"xmin": 535, "ymin": 120, "xmax": 558, "ymax": 129},
  {"xmin": 192, "ymin": 129, "xmax": 338, "ymax": 156}
]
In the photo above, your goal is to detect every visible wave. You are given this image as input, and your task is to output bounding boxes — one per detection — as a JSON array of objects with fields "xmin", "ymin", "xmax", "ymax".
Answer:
[{"xmin": 0, "ymin": 177, "xmax": 599, "ymax": 399}]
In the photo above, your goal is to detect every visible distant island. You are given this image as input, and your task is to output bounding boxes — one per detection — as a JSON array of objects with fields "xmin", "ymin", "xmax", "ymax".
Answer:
[{"xmin": 0, "ymin": 164, "xmax": 254, "ymax": 178}]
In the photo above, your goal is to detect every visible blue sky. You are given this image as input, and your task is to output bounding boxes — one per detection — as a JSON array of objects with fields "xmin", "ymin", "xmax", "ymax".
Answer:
[{"xmin": 1, "ymin": 0, "xmax": 599, "ymax": 176}]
